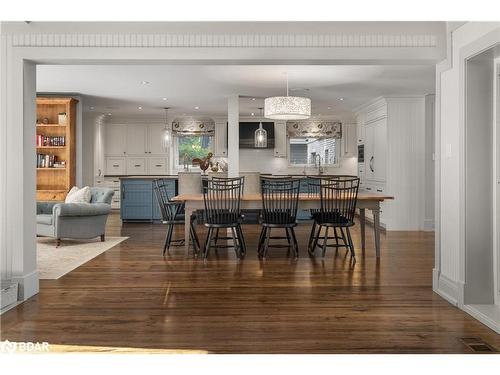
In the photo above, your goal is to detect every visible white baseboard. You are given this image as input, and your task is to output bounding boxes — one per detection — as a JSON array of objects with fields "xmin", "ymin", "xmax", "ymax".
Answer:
[
  {"xmin": 12, "ymin": 270, "xmax": 39, "ymax": 301},
  {"xmin": 433, "ymin": 271, "xmax": 459, "ymax": 306},
  {"xmin": 462, "ymin": 304, "xmax": 500, "ymax": 334}
]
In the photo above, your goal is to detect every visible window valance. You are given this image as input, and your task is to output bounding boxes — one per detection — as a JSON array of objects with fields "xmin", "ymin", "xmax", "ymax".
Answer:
[
  {"xmin": 172, "ymin": 117, "xmax": 215, "ymax": 136},
  {"xmin": 286, "ymin": 120, "xmax": 342, "ymax": 139}
]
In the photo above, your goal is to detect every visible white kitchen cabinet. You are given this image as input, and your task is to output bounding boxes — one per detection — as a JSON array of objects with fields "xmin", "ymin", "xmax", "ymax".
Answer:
[
  {"xmin": 364, "ymin": 123, "xmax": 374, "ymax": 180},
  {"xmin": 126, "ymin": 125, "xmax": 148, "ymax": 156},
  {"xmin": 356, "ymin": 113, "xmax": 365, "ymax": 144},
  {"xmin": 106, "ymin": 157, "xmax": 126, "ymax": 175},
  {"xmin": 148, "ymin": 124, "xmax": 167, "ymax": 155},
  {"xmin": 364, "ymin": 119, "xmax": 387, "ymax": 183},
  {"xmin": 148, "ymin": 157, "xmax": 168, "ymax": 175},
  {"xmin": 126, "ymin": 157, "xmax": 147, "ymax": 175},
  {"xmin": 105, "ymin": 124, "xmax": 127, "ymax": 156},
  {"xmin": 356, "ymin": 96, "xmax": 426, "ymax": 230},
  {"xmin": 95, "ymin": 176, "xmax": 121, "ymax": 209},
  {"xmin": 274, "ymin": 121, "xmax": 287, "ymax": 158},
  {"xmin": 214, "ymin": 120, "xmax": 228, "ymax": 157},
  {"xmin": 342, "ymin": 123, "xmax": 357, "ymax": 157},
  {"xmin": 103, "ymin": 123, "xmax": 171, "ymax": 175},
  {"xmin": 372, "ymin": 118, "xmax": 387, "ymax": 182}
]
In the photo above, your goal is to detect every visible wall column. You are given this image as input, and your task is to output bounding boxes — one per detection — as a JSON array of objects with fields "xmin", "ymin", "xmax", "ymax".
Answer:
[
  {"xmin": 5, "ymin": 56, "xmax": 39, "ymax": 300},
  {"xmin": 227, "ymin": 95, "xmax": 239, "ymax": 177}
]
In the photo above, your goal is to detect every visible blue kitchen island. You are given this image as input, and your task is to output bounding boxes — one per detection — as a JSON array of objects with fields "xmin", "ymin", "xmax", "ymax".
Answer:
[{"xmin": 120, "ymin": 176, "xmax": 178, "ymax": 222}]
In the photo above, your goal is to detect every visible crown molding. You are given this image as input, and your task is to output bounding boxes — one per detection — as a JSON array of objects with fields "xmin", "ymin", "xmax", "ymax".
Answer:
[{"xmin": 8, "ymin": 33, "xmax": 437, "ymax": 49}]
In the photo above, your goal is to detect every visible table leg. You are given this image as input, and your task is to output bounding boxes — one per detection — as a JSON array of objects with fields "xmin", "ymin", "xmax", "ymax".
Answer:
[
  {"xmin": 184, "ymin": 205, "xmax": 193, "ymax": 257},
  {"xmin": 359, "ymin": 208, "xmax": 366, "ymax": 251},
  {"xmin": 372, "ymin": 206, "xmax": 381, "ymax": 258}
]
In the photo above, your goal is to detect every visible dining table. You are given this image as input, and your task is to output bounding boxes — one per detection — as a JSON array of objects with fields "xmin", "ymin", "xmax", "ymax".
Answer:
[{"xmin": 173, "ymin": 192, "xmax": 394, "ymax": 258}]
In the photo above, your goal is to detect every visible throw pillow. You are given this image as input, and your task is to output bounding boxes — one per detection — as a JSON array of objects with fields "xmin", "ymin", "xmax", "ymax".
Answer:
[{"xmin": 65, "ymin": 186, "xmax": 91, "ymax": 203}]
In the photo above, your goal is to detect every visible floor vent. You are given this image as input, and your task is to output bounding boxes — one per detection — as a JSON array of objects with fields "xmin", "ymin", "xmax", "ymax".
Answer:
[{"xmin": 461, "ymin": 337, "xmax": 498, "ymax": 353}]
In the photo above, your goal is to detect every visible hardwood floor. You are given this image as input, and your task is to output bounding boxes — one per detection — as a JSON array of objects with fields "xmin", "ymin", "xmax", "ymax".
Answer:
[{"xmin": 1, "ymin": 213, "xmax": 500, "ymax": 353}]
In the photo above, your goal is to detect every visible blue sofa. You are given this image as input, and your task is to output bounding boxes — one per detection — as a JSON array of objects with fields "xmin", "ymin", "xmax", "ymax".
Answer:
[{"xmin": 36, "ymin": 187, "xmax": 114, "ymax": 246}]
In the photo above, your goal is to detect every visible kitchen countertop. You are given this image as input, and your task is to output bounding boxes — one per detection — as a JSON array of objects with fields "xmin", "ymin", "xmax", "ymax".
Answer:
[{"xmin": 105, "ymin": 175, "xmax": 179, "ymax": 179}]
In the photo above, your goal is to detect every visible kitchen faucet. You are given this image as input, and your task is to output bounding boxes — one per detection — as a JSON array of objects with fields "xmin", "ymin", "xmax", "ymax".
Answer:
[{"xmin": 314, "ymin": 154, "xmax": 324, "ymax": 175}]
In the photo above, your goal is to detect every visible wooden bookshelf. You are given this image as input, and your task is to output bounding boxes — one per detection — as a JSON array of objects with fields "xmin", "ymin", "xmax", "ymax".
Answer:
[{"xmin": 36, "ymin": 97, "xmax": 78, "ymax": 201}]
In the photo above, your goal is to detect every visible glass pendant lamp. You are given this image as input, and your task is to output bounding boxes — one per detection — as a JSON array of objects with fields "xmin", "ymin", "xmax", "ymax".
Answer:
[
  {"xmin": 161, "ymin": 107, "xmax": 171, "ymax": 150},
  {"xmin": 254, "ymin": 107, "xmax": 267, "ymax": 148}
]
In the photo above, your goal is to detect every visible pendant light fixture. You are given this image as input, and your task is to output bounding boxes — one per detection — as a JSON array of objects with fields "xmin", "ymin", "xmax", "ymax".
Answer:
[
  {"xmin": 254, "ymin": 107, "xmax": 267, "ymax": 148},
  {"xmin": 264, "ymin": 73, "xmax": 311, "ymax": 120},
  {"xmin": 161, "ymin": 107, "xmax": 171, "ymax": 150}
]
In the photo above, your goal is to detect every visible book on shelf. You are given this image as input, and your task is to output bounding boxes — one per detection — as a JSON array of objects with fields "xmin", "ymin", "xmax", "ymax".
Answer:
[
  {"xmin": 36, "ymin": 153, "xmax": 66, "ymax": 168},
  {"xmin": 36, "ymin": 135, "xmax": 66, "ymax": 147}
]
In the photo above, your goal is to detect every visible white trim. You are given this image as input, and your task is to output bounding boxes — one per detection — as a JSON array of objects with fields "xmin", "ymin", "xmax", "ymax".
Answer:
[
  {"xmin": 12, "ymin": 269, "xmax": 39, "ymax": 301},
  {"xmin": 459, "ymin": 30, "xmax": 500, "ymax": 306},
  {"xmin": 462, "ymin": 304, "xmax": 500, "ymax": 334},
  {"xmin": 7, "ymin": 33, "xmax": 438, "ymax": 49},
  {"xmin": 433, "ymin": 270, "xmax": 459, "ymax": 306},
  {"xmin": 494, "ymin": 58, "xmax": 500, "ymax": 307}
]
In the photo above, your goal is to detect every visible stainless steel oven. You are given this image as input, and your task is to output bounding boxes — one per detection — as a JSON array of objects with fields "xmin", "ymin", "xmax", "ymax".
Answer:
[{"xmin": 357, "ymin": 144, "xmax": 364, "ymax": 163}]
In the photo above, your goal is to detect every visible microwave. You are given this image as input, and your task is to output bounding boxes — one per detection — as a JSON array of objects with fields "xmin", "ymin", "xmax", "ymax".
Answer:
[{"xmin": 357, "ymin": 144, "xmax": 365, "ymax": 163}]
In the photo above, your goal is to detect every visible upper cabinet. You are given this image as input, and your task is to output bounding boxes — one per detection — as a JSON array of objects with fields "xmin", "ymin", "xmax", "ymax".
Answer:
[
  {"xmin": 105, "ymin": 124, "xmax": 168, "ymax": 157},
  {"xmin": 126, "ymin": 125, "xmax": 148, "ymax": 155},
  {"xmin": 104, "ymin": 123, "xmax": 168, "ymax": 175},
  {"xmin": 105, "ymin": 124, "xmax": 127, "ymax": 156},
  {"xmin": 148, "ymin": 124, "xmax": 167, "ymax": 155}
]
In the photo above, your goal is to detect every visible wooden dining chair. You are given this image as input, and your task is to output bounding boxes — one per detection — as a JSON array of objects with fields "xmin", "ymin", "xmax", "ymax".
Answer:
[
  {"xmin": 307, "ymin": 176, "xmax": 360, "ymax": 259},
  {"xmin": 258, "ymin": 177, "xmax": 301, "ymax": 259},
  {"xmin": 202, "ymin": 176, "xmax": 246, "ymax": 259},
  {"xmin": 153, "ymin": 179, "xmax": 200, "ymax": 256}
]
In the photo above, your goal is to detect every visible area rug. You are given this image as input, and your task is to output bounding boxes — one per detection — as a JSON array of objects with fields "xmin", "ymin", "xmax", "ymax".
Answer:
[{"xmin": 37, "ymin": 237, "xmax": 128, "ymax": 279}]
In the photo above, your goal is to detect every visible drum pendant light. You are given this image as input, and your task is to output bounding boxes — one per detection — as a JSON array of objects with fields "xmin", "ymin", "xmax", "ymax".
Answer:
[{"xmin": 264, "ymin": 73, "xmax": 311, "ymax": 120}]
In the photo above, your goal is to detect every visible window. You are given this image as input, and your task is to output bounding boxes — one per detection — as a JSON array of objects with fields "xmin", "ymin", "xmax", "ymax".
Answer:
[
  {"xmin": 176, "ymin": 135, "xmax": 213, "ymax": 167},
  {"xmin": 289, "ymin": 138, "xmax": 338, "ymax": 165}
]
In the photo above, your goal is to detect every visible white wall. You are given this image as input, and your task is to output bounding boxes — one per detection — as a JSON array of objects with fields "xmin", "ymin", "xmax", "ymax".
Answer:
[
  {"xmin": 434, "ymin": 22, "xmax": 500, "ymax": 310},
  {"xmin": 464, "ymin": 51, "xmax": 495, "ymax": 304},
  {"xmin": 82, "ymin": 111, "xmax": 98, "ymax": 186},
  {"xmin": 424, "ymin": 95, "xmax": 435, "ymax": 231}
]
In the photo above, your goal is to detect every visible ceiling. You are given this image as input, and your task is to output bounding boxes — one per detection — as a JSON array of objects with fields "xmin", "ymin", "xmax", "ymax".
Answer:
[{"xmin": 36, "ymin": 64, "xmax": 435, "ymax": 119}]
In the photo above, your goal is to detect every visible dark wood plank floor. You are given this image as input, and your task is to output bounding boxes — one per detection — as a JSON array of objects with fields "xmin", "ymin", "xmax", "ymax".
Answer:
[{"xmin": 2, "ymin": 213, "xmax": 500, "ymax": 353}]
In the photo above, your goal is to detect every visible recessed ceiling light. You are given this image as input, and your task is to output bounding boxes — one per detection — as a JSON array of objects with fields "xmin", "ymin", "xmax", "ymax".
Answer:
[
  {"xmin": 107, "ymin": 113, "xmax": 112, "ymax": 116},
  {"xmin": 327, "ymin": 106, "xmax": 332, "ymax": 110},
  {"xmin": 252, "ymin": 98, "xmax": 256, "ymax": 101},
  {"xmin": 162, "ymin": 97, "xmax": 167, "ymax": 101},
  {"xmin": 141, "ymin": 81, "xmax": 150, "ymax": 85},
  {"xmin": 138, "ymin": 106, "xmax": 142, "ymax": 110},
  {"xmin": 90, "ymin": 106, "xmax": 95, "ymax": 110},
  {"xmin": 338, "ymin": 97, "xmax": 344, "ymax": 101},
  {"xmin": 194, "ymin": 106, "xmax": 199, "ymax": 110},
  {"xmin": 251, "ymin": 113, "xmax": 255, "ymax": 116}
]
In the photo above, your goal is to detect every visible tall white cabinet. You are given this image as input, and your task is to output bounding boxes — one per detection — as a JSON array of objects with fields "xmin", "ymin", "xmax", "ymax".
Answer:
[
  {"xmin": 103, "ymin": 123, "xmax": 168, "ymax": 175},
  {"xmin": 356, "ymin": 96, "xmax": 426, "ymax": 231}
]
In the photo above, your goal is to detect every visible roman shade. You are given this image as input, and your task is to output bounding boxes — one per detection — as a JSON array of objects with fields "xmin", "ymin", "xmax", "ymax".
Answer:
[
  {"xmin": 172, "ymin": 117, "xmax": 215, "ymax": 136},
  {"xmin": 286, "ymin": 120, "xmax": 342, "ymax": 139}
]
